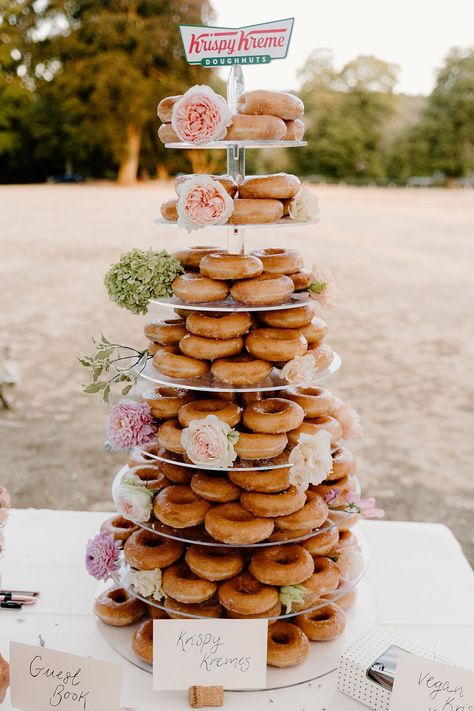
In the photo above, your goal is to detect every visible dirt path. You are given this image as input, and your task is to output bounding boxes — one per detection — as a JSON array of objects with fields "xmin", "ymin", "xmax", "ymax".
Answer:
[{"xmin": 1, "ymin": 183, "xmax": 473, "ymax": 562}]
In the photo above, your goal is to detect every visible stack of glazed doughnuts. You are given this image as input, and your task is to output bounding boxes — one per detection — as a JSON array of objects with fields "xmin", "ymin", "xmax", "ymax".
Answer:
[
  {"xmin": 160, "ymin": 172, "xmax": 304, "ymax": 225},
  {"xmin": 158, "ymin": 89, "xmax": 305, "ymax": 144}
]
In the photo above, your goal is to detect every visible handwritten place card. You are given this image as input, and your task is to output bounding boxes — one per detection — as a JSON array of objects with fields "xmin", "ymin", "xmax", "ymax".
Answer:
[
  {"xmin": 390, "ymin": 651, "xmax": 474, "ymax": 711},
  {"xmin": 152, "ymin": 619, "xmax": 267, "ymax": 690},
  {"xmin": 9, "ymin": 642, "xmax": 122, "ymax": 711}
]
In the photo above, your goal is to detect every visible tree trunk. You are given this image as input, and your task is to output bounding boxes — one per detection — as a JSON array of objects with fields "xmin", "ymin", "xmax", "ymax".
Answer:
[{"xmin": 117, "ymin": 124, "xmax": 141, "ymax": 185}]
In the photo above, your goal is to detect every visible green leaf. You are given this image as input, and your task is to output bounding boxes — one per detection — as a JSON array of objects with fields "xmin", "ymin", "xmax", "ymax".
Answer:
[
  {"xmin": 83, "ymin": 381, "xmax": 107, "ymax": 394},
  {"xmin": 121, "ymin": 383, "xmax": 133, "ymax": 396},
  {"xmin": 102, "ymin": 384, "xmax": 111, "ymax": 403}
]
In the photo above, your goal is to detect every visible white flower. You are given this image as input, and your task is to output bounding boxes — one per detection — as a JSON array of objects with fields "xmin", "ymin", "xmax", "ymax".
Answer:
[
  {"xmin": 181, "ymin": 414, "xmax": 238, "ymax": 469},
  {"xmin": 335, "ymin": 549, "xmax": 365, "ymax": 582},
  {"xmin": 308, "ymin": 262, "xmax": 338, "ymax": 308},
  {"xmin": 331, "ymin": 397, "xmax": 363, "ymax": 439},
  {"xmin": 176, "ymin": 174, "xmax": 234, "ymax": 232},
  {"xmin": 288, "ymin": 187, "xmax": 319, "ymax": 222},
  {"xmin": 288, "ymin": 430, "xmax": 332, "ymax": 491},
  {"xmin": 129, "ymin": 568, "xmax": 164, "ymax": 601},
  {"xmin": 113, "ymin": 480, "xmax": 153, "ymax": 522},
  {"xmin": 280, "ymin": 354, "xmax": 317, "ymax": 387}
]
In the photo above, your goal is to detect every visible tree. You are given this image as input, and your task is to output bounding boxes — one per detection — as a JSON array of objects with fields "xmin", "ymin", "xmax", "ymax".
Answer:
[{"xmin": 2, "ymin": 0, "xmax": 216, "ymax": 183}]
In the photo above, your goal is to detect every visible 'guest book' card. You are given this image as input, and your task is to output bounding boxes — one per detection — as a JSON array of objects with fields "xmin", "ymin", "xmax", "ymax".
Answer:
[
  {"xmin": 10, "ymin": 642, "xmax": 122, "ymax": 711},
  {"xmin": 153, "ymin": 619, "xmax": 267, "ymax": 690},
  {"xmin": 389, "ymin": 651, "xmax": 474, "ymax": 711}
]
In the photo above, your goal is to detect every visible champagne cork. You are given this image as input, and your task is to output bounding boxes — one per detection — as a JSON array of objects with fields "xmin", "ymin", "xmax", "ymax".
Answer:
[
  {"xmin": 0, "ymin": 654, "xmax": 10, "ymax": 704},
  {"xmin": 188, "ymin": 685, "xmax": 224, "ymax": 707}
]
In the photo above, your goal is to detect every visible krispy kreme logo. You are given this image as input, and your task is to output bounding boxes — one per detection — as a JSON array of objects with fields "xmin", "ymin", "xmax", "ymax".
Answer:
[{"xmin": 179, "ymin": 18, "xmax": 294, "ymax": 66}]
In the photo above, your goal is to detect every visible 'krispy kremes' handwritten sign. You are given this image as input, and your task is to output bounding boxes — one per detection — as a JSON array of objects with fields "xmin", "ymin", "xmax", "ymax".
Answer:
[
  {"xmin": 153, "ymin": 619, "xmax": 267, "ymax": 690},
  {"xmin": 389, "ymin": 651, "xmax": 474, "ymax": 711},
  {"xmin": 180, "ymin": 18, "xmax": 294, "ymax": 66},
  {"xmin": 9, "ymin": 642, "xmax": 122, "ymax": 711}
]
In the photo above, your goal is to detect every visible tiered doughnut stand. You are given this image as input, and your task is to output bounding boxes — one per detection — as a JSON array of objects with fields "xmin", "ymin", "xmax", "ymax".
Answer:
[{"xmin": 97, "ymin": 66, "xmax": 375, "ymax": 690}]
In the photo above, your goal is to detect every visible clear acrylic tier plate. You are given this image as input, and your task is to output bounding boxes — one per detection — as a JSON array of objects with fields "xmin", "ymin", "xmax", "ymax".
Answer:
[
  {"xmin": 164, "ymin": 140, "xmax": 307, "ymax": 150},
  {"xmin": 148, "ymin": 291, "xmax": 312, "ymax": 312}
]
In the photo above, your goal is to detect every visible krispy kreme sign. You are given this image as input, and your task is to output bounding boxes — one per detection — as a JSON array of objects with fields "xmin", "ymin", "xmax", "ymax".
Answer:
[{"xmin": 179, "ymin": 18, "xmax": 294, "ymax": 66}]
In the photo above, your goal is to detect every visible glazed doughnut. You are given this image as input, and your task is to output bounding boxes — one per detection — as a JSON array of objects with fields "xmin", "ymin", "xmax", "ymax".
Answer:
[
  {"xmin": 157, "ymin": 95, "xmax": 181, "ymax": 122},
  {"xmin": 229, "ymin": 465, "xmax": 291, "ymax": 493},
  {"xmin": 237, "ymin": 90, "xmax": 304, "ymax": 121},
  {"xmin": 241, "ymin": 485, "xmax": 306, "ymax": 518},
  {"xmin": 289, "ymin": 270, "xmax": 312, "ymax": 290},
  {"xmin": 302, "ymin": 557, "xmax": 340, "ymax": 595},
  {"xmin": 153, "ymin": 346, "xmax": 210, "ymax": 380},
  {"xmin": 268, "ymin": 528, "xmax": 313, "ymax": 543},
  {"xmin": 249, "ymin": 544, "xmax": 314, "ymax": 586},
  {"xmin": 200, "ymin": 253, "xmax": 263, "ymax": 280},
  {"xmin": 124, "ymin": 530, "xmax": 184, "ymax": 570},
  {"xmin": 259, "ymin": 303, "xmax": 315, "ymax": 329},
  {"xmin": 161, "ymin": 197, "xmax": 178, "ymax": 221},
  {"xmin": 275, "ymin": 491, "xmax": 329, "ymax": 531},
  {"xmin": 144, "ymin": 319, "xmax": 187, "ymax": 345},
  {"xmin": 176, "ymin": 174, "xmax": 237, "ymax": 197},
  {"xmin": 267, "ymin": 622, "xmax": 310, "ymax": 668},
  {"xmin": 162, "ymin": 562, "xmax": 217, "ymax": 603},
  {"xmin": 229, "ymin": 199, "xmax": 284, "ymax": 225},
  {"xmin": 179, "ymin": 333, "xmax": 243, "ymax": 360},
  {"xmin": 225, "ymin": 114, "xmax": 286, "ymax": 141},
  {"xmin": 251, "ymin": 249, "xmax": 304, "ymax": 275},
  {"xmin": 178, "ymin": 399, "xmax": 241, "ymax": 428},
  {"xmin": 239, "ymin": 174, "xmax": 301, "ymax": 200},
  {"xmin": 288, "ymin": 416, "xmax": 343, "ymax": 447},
  {"xmin": 235, "ymin": 432, "xmax": 288, "ymax": 460},
  {"xmin": 100, "ymin": 515, "xmax": 139, "ymax": 542},
  {"xmin": 132, "ymin": 619, "xmax": 154, "ymax": 663},
  {"xmin": 153, "ymin": 485, "xmax": 212, "ymax": 528},
  {"xmin": 164, "ymin": 594, "xmax": 223, "ymax": 619},
  {"xmin": 211, "ymin": 354, "xmax": 272, "ymax": 386},
  {"xmin": 302, "ymin": 527, "xmax": 340, "ymax": 557},
  {"xmin": 246, "ymin": 328, "xmax": 307, "ymax": 362},
  {"xmin": 174, "ymin": 246, "xmax": 227, "ymax": 271},
  {"xmin": 218, "ymin": 571, "xmax": 279, "ymax": 614},
  {"xmin": 280, "ymin": 387, "xmax": 334, "ymax": 418},
  {"xmin": 158, "ymin": 123, "xmax": 179, "ymax": 144},
  {"xmin": 186, "ymin": 311, "xmax": 252, "ymax": 339},
  {"xmin": 205, "ymin": 502, "xmax": 274, "ymax": 544},
  {"xmin": 128, "ymin": 442, "xmax": 162, "ymax": 468},
  {"xmin": 231, "ymin": 273, "xmax": 294, "ymax": 306},
  {"xmin": 327, "ymin": 509, "xmax": 360, "ymax": 532},
  {"xmin": 191, "ymin": 471, "xmax": 241, "ymax": 503},
  {"xmin": 243, "ymin": 398, "xmax": 304, "ymax": 434},
  {"xmin": 147, "ymin": 341, "xmax": 162, "ymax": 356},
  {"xmin": 295, "ymin": 603, "xmax": 345, "ymax": 641},
  {"xmin": 158, "ymin": 418, "xmax": 185, "ymax": 454},
  {"xmin": 185, "ymin": 545, "xmax": 244, "ymax": 582},
  {"xmin": 311, "ymin": 475, "xmax": 358, "ymax": 506},
  {"xmin": 172, "ymin": 273, "xmax": 229, "ymax": 303},
  {"xmin": 131, "ymin": 464, "xmax": 170, "ymax": 492},
  {"xmin": 148, "ymin": 604, "xmax": 169, "ymax": 619},
  {"xmin": 327, "ymin": 446, "xmax": 356, "ymax": 481},
  {"xmin": 323, "ymin": 577, "xmax": 357, "ymax": 610},
  {"xmin": 141, "ymin": 386, "xmax": 194, "ymax": 419},
  {"xmin": 309, "ymin": 342, "xmax": 334, "ymax": 371},
  {"xmin": 94, "ymin": 587, "xmax": 146, "ymax": 627},
  {"xmin": 300, "ymin": 317, "xmax": 328, "ymax": 344},
  {"xmin": 332, "ymin": 530, "xmax": 359, "ymax": 553},
  {"xmin": 226, "ymin": 600, "xmax": 282, "ymax": 621},
  {"xmin": 284, "ymin": 118, "xmax": 305, "ymax": 141}
]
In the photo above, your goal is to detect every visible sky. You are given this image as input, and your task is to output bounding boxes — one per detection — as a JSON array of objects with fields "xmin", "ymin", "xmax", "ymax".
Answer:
[{"xmin": 213, "ymin": 0, "xmax": 474, "ymax": 95}]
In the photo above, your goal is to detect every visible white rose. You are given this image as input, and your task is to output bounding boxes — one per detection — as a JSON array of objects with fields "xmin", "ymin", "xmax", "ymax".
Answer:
[
  {"xmin": 181, "ymin": 414, "xmax": 238, "ymax": 469},
  {"xmin": 280, "ymin": 354, "xmax": 317, "ymax": 387},
  {"xmin": 113, "ymin": 481, "xmax": 152, "ymax": 522},
  {"xmin": 289, "ymin": 430, "xmax": 332, "ymax": 490},
  {"xmin": 129, "ymin": 568, "xmax": 163, "ymax": 601},
  {"xmin": 288, "ymin": 187, "xmax": 319, "ymax": 222}
]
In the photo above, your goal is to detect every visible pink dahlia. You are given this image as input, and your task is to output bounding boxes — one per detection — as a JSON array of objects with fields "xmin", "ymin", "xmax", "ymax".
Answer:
[
  {"xmin": 85, "ymin": 532, "xmax": 120, "ymax": 581},
  {"xmin": 107, "ymin": 401, "xmax": 157, "ymax": 450}
]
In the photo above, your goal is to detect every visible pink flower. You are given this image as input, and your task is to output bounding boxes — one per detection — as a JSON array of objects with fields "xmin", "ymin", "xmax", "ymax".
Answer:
[
  {"xmin": 324, "ymin": 488, "xmax": 341, "ymax": 504},
  {"xmin": 331, "ymin": 397, "xmax": 363, "ymax": 439},
  {"xmin": 177, "ymin": 175, "xmax": 234, "ymax": 232},
  {"xmin": 346, "ymin": 494, "xmax": 385, "ymax": 519},
  {"xmin": 85, "ymin": 532, "xmax": 120, "ymax": 581},
  {"xmin": 181, "ymin": 415, "xmax": 238, "ymax": 469},
  {"xmin": 107, "ymin": 401, "xmax": 157, "ymax": 450},
  {"xmin": 172, "ymin": 85, "xmax": 232, "ymax": 144},
  {"xmin": 309, "ymin": 262, "xmax": 338, "ymax": 308}
]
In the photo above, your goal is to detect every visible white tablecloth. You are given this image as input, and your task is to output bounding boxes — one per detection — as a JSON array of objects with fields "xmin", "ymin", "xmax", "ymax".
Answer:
[{"xmin": 1, "ymin": 510, "xmax": 473, "ymax": 710}]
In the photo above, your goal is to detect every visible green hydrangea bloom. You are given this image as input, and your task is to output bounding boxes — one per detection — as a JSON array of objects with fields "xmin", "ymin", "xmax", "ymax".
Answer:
[{"xmin": 104, "ymin": 248, "xmax": 184, "ymax": 314}]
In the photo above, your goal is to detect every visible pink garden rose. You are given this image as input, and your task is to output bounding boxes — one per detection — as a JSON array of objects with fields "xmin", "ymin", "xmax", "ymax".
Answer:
[
  {"xmin": 172, "ymin": 85, "xmax": 232, "ymax": 144},
  {"xmin": 181, "ymin": 414, "xmax": 239, "ymax": 468},
  {"xmin": 107, "ymin": 401, "xmax": 157, "ymax": 450},
  {"xmin": 309, "ymin": 262, "xmax": 338, "ymax": 308},
  {"xmin": 331, "ymin": 397, "xmax": 364, "ymax": 440},
  {"xmin": 177, "ymin": 175, "xmax": 234, "ymax": 232}
]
